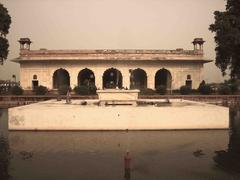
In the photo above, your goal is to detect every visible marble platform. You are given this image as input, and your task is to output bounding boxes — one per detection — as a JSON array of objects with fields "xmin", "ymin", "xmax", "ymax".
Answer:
[{"xmin": 8, "ymin": 99, "xmax": 229, "ymax": 130}]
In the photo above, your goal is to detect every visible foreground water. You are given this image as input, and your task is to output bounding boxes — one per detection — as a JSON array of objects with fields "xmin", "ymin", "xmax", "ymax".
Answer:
[{"xmin": 0, "ymin": 109, "xmax": 240, "ymax": 180}]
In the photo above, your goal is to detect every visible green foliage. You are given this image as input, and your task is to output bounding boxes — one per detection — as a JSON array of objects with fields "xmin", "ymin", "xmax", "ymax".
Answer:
[
  {"xmin": 58, "ymin": 85, "xmax": 70, "ymax": 95},
  {"xmin": 10, "ymin": 85, "xmax": 23, "ymax": 95},
  {"xmin": 198, "ymin": 81, "xmax": 212, "ymax": 95},
  {"xmin": 140, "ymin": 88, "xmax": 156, "ymax": 95},
  {"xmin": 88, "ymin": 84, "xmax": 97, "ymax": 95},
  {"xmin": 73, "ymin": 85, "xmax": 97, "ymax": 95},
  {"xmin": 0, "ymin": 4, "xmax": 11, "ymax": 36},
  {"xmin": 0, "ymin": 37, "xmax": 9, "ymax": 65},
  {"xmin": 0, "ymin": 3, "xmax": 11, "ymax": 65},
  {"xmin": 191, "ymin": 89, "xmax": 199, "ymax": 94},
  {"xmin": 156, "ymin": 85, "xmax": 167, "ymax": 95},
  {"xmin": 229, "ymin": 82, "xmax": 238, "ymax": 94},
  {"xmin": 34, "ymin": 85, "xmax": 48, "ymax": 95},
  {"xmin": 218, "ymin": 84, "xmax": 231, "ymax": 95},
  {"xmin": 74, "ymin": 86, "xmax": 89, "ymax": 95},
  {"xmin": 224, "ymin": 79, "xmax": 239, "ymax": 94},
  {"xmin": 172, "ymin": 89, "xmax": 180, "ymax": 94},
  {"xmin": 198, "ymin": 80, "xmax": 206, "ymax": 88},
  {"xmin": 209, "ymin": 0, "xmax": 240, "ymax": 78},
  {"xmin": 198, "ymin": 85, "xmax": 212, "ymax": 95},
  {"xmin": 180, "ymin": 85, "xmax": 191, "ymax": 95}
]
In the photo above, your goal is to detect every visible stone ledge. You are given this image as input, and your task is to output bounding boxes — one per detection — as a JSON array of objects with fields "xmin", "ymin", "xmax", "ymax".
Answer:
[{"xmin": 8, "ymin": 99, "xmax": 229, "ymax": 130}]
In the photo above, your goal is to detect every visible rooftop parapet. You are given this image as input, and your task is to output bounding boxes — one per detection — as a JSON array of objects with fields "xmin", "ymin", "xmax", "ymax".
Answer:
[
  {"xmin": 19, "ymin": 48, "xmax": 202, "ymax": 55},
  {"xmin": 15, "ymin": 38, "xmax": 210, "ymax": 63}
]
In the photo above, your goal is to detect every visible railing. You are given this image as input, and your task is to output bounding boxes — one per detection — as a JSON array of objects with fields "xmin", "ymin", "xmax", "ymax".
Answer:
[
  {"xmin": 0, "ymin": 94, "xmax": 239, "ymax": 108},
  {"xmin": 0, "ymin": 95, "xmax": 98, "ymax": 108},
  {"xmin": 139, "ymin": 95, "xmax": 240, "ymax": 106},
  {"xmin": 0, "ymin": 95, "xmax": 98, "ymax": 101}
]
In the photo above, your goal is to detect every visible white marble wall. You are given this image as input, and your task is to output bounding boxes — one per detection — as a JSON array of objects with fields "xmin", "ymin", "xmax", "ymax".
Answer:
[{"xmin": 20, "ymin": 60, "xmax": 203, "ymax": 90}]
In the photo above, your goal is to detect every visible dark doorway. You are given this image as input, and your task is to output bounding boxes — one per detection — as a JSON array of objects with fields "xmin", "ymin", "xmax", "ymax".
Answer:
[
  {"xmin": 32, "ymin": 74, "xmax": 38, "ymax": 90},
  {"xmin": 103, "ymin": 68, "xmax": 122, "ymax": 89},
  {"xmin": 78, "ymin": 68, "xmax": 95, "ymax": 86},
  {"xmin": 155, "ymin": 69, "xmax": 172, "ymax": 89},
  {"xmin": 32, "ymin": 80, "xmax": 38, "ymax": 90},
  {"xmin": 130, "ymin": 68, "xmax": 147, "ymax": 89},
  {"xmin": 185, "ymin": 74, "xmax": 192, "ymax": 89},
  {"xmin": 53, "ymin": 69, "xmax": 70, "ymax": 89}
]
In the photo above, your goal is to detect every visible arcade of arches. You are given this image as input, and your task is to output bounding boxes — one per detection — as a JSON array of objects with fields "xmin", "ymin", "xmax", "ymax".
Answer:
[
  {"xmin": 78, "ymin": 68, "xmax": 95, "ymax": 87},
  {"xmin": 130, "ymin": 69, "xmax": 147, "ymax": 89},
  {"xmin": 16, "ymin": 38, "xmax": 208, "ymax": 91},
  {"xmin": 103, "ymin": 68, "xmax": 123, "ymax": 89},
  {"xmin": 51, "ymin": 68, "xmax": 180, "ymax": 90},
  {"xmin": 155, "ymin": 69, "xmax": 172, "ymax": 90},
  {"xmin": 53, "ymin": 69, "xmax": 70, "ymax": 89}
]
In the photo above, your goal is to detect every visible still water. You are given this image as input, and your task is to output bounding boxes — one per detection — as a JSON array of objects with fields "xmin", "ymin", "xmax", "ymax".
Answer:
[{"xmin": 0, "ymin": 108, "xmax": 240, "ymax": 180}]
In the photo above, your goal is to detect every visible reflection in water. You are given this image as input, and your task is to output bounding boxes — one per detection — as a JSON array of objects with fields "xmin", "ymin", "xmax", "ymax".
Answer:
[
  {"xmin": 193, "ymin": 149, "xmax": 205, "ymax": 158},
  {"xmin": 1, "ymin": 109, "xmax": 240, "ymax": 179},
  {"xmin": 19, "ymin": 151, "xmax": 33, "ymax": 160},
  {"xmin": 214, "ymin": 106, "xmax": 240, "ymax": 173},
  {"xmin": 0, "ymin": 135, "xmax": 11, "ymax": 180},
  {"xmin": 124, "ymin": 152, "xmax": 131, "ymax": 180},
  {"xmin": 0, "ymin": 109, "xmax": 11, "ymax": 180}
]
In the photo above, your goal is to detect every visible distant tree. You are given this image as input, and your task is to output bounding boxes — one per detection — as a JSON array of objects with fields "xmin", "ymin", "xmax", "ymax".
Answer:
[
  {"xmin": 218, "ymin": 84, "xmax": 231, "ymax": 95},
  {"xmin": 156, "ymin": 85, "xmax": 167, "ymax": 95},
  {"xmin": 10, "ymin": 85, "xmax": 23, "ymax": 95},
  {"xmin": 209, "ymin": 0, "xmax": 240, "ymax": 79},
  {"xmin": 198, "ymin": 80, "xmax": 206, "ymax": 89},
  {"xmin": 180, "ymin": 85, "xmax": 191, "ymax": 95},
  {"xmin": 34, "ymin": 85, "xmax": 48, "ymax": 95},
  {"xmin": 198, "ymin": 84, "xmax": 212, "ymax": 95},
  {"xmin": 0, "ymin": 3, "xmax": 11, "ymax": 65}
]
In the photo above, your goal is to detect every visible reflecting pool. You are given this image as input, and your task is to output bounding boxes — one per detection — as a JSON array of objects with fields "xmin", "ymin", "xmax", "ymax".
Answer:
[{"xmin": 0, "ymin": 108, "xmax": 240, "ymax": 180}]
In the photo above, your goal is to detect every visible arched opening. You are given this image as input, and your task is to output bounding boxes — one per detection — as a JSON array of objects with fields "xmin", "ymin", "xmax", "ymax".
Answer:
[
  {"xmin": 155, "ymin": 68, "xmax": 172, "ymax": 90},
  {"xmin": 103, "ymin": 68, "xmax": 122, "ymax": 89},
  {"xmin": 32, "ymin": 74, "xmax": 38, "ymax": 90},
  {"xmin": 78, "ymin": 68, "xmax": 95, "ymax": 86},
  {"xmin": 130, "ymin": 68, "xmax": 147, "ymax": 89},
  {"xmin": 53, "ymin": 68, "xmax": 70, "ymax": 89},
  {"xmin": 185, "ymin": 74, "xmax": 192, "ymax": 89}
]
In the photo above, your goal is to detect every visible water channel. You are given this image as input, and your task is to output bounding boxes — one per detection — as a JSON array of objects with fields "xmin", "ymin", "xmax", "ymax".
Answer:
[{"xmin": 0, "ymin": 108, "xmax": 240, "ymax": 180}]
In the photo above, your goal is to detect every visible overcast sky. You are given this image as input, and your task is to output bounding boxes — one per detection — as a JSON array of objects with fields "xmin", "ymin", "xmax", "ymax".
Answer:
[{"xmin": 0, "ymin": 0, "xmax": 227, "ymax": 83}]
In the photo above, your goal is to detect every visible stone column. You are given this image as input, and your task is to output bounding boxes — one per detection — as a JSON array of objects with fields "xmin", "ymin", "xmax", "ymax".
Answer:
[
  {"xmin": 70, "ymin": 72, "xmax": 78, "ymax": 88},
  {"xmin": 48, "ymin": 76, "xmax": 52, "ymax": 89},
  {"xmin": 171, "ymin": 79, "xmax": 175, "ymax": 91},
  {"xmin": 95, "ymin": 73, "xmax": 103, "ymax": 90},
  {"xmin": 122, "ymin": 70, "xmax": 130, "ymax": 89},
  {"xmin": 147, "ymin": 74, "xmax": 155, "ymax": 89}
]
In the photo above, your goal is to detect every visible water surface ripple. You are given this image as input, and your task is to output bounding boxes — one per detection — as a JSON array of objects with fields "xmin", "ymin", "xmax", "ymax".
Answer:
[{"xmin": 1, "ymin": 109, "xmax": 240, "ymax": 180}]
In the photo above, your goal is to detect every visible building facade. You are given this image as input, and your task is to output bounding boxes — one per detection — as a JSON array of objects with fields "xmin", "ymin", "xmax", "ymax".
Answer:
[{"xmin": 13, "ymin": 38, "xmax": 211, "ymax": 90}]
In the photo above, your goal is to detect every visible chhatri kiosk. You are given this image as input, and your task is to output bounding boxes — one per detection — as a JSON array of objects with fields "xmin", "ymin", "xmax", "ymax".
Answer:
[{"xmin": 14, "ymin": 38, "xmax": 211, "ymax": 92}]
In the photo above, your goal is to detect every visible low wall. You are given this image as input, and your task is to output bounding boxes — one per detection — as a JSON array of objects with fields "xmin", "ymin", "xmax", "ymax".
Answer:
[
  {"xmin": 0, "ymin": 95, "xmax": 97, "ymax": 108},
  {"xmin": 97, "ymin": 89, "xmax": 139, "ymax": 101},
  {"xmin": 97, "ymin": 89, "xmax": 139, "ymax": 105},
  {"xmin": 8, "ymin": 99, "xmax": 229, "ymax": 130}
]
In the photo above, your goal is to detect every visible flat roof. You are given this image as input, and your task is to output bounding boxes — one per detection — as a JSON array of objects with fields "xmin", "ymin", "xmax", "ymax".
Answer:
[{"xmin": 13, "ymin": 49, "xmax": 212, "ymax": 63}]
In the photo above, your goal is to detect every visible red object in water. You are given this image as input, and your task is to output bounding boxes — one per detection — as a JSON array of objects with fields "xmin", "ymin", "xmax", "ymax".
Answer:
[{"xmin": 124, "ymin": 152, "xmax": 131, "ymax": 169}]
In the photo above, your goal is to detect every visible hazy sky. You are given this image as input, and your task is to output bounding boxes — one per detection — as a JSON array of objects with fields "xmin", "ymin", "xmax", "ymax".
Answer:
[{"xmin": 0, "ymin": 0, "xmax": 227, "ymax": 83}]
